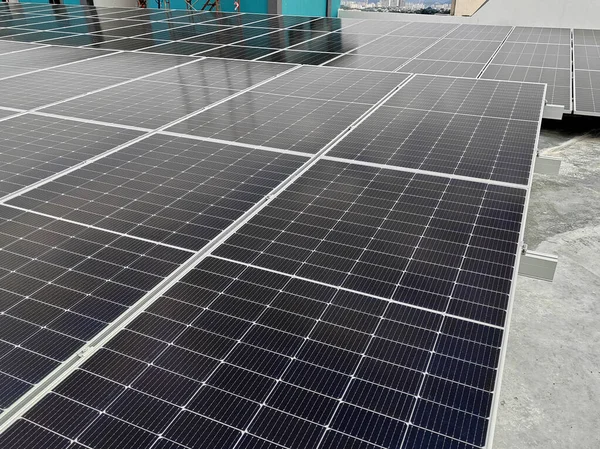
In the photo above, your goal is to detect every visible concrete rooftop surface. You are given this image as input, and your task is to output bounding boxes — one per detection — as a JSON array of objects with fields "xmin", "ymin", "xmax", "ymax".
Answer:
[{"xmin": 494, "ymin": 118, "xmax": 600, "ymax": 449}]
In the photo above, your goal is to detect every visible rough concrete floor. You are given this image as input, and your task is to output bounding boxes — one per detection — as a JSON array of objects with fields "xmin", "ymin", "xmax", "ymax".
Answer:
[{"xmin": 493, "ymin": 117, "xmax": 600, "ymax": 449}]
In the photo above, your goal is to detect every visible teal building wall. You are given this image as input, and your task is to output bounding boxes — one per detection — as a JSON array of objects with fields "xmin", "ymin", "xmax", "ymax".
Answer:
[
  {"xmin": 282, "ymin": 0, "xmax": 325, "ymax": 16},
  {"xmin": 17, "ymin": 0, "xmax": 338, "ymax": 17}
]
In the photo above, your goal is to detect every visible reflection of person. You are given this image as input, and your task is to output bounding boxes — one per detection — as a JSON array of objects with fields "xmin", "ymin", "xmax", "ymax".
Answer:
[
  {"xmin": 138, "ymin": 0, "xmax": 147, "ymax": 7},
  {"xmin": 50, "ymin": 0, "xmax": 61, "ymax": 4},
  {"xmin": 234, "ymin": 0, "xmax": 240, "ymax": 11}
]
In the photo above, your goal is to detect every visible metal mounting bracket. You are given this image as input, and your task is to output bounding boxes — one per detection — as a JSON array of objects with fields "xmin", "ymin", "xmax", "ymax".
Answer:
[
  {"xmin": 534, "ymin": 154, "xmax": 561, "ymax": 175},
  {"xmin": 519, "ymin": 245, "xmax": 558, "ymax": 282},
  {"xmin": 542, "ymin": 103, "xmax": 565, "ymax": 120}
]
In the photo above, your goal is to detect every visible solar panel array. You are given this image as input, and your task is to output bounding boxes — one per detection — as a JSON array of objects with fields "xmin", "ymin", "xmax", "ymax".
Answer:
[
  {"xmin": 573, "ymin": 29, "xmax": 600, "ymax": 115},
  {"xmin": 0, "ymin": 3, "xmax": 550, "ymax": 449},
  {"xmin": 0, "ymin": 2, "xmax": 590, "ymax": 114}
]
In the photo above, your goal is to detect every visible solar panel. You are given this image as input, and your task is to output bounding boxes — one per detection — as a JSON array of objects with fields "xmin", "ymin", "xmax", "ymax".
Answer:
[
  {"xmin": 0, "ymin": 40, "xmax": 43, "ymax": 55},
  {"xmin": 250, "ymin": 15, "xmax": 319, "ymax": 29},
  {"xmin": 0, "ymin": 70, "xmax": 125, "ymax": 109},
  {"xmin": 334, "ymin": 20, "xmax": 408, "ymax": 35},
  {"xmin": 166, "ymin": 91, "xmax": 371, "ymax": 153},
  {"xmin": 414, "ymin": 39, "xmax": 503, "ymax": 64},
  {"xmin": 147, "ymin": 58, "xmax": 293, "ymax": 90},
  {"xmin": 573, "ymin": 29, "xmax": 600, "ymax": 114},
  {"xmin": 176, "ymin": 27, "xmax": 274, "ymax": 45},
  {"xmin": 197, "ymin": 45, "xmax": 277, "ymax": 60},
  {"xmin": 293, "ymin": 17, "xmax": 359, "ymax": 32},
  {"xmin": 0, "ymin": 109, "xmax": 17, "ymax": 120},
  {"xmin": 0, "ymin": 114, "xmax": 143, "ymax": 197},
  {"xmin": 84, "ymin": 37, "xmax": 169, "ymax": 51},
  {"xmin": 350, "ymin": 36, "xmax": 439, "ymax": 58},
  {"xmin": 481, "ymin": 65, "xmax": 571, "ymax": 110},
  {"xmin": 324, "ymin": 54, "xmax": 409, "ymax": 72},
  {"xmin": 287, "ymin": 32, "xmax": 380, "ymax": 53},
  {"xmin": 236, "ymin": 29, "xmax": 327, "ymax": 49},
  {"xmin": 205, "ymin": 14, "xmax": 273, "ymax": 27},
  {"xmin": 162, "ymin": 12, "xmax": 236, "ymax": 25},
  {"xmin": 488, "ymin": 42, "xmax": 570, "ymax": 67},
  {"xmin": 0, "ymin": 45, "xmax": 112, "ymax": 70},
  {"xmin": 445, "ymin": 24, "xmax": 512, "ymax": 41},
  {"xmin": 574, "ymin": 28, "xmax": 600, "ymax": 45},
  {"xmin": 7, "ymin": 135, "xmax": 307, "ymax": 250},
  {"xmin": 482, "ymin": 38, "xmax": 572, "ymax": 110},
  {"xmin": 256, "ymin": 49, "xmax": 341, "ymax": 65},
  {"xmin": 389, "ymin": 22, "xmax": 459, "ymax": 38},
  {"xmin": 399, "ymin": 59, "xmax": 485, "ymax": 77},
  {"xmin": 385, "ymin": 75, "xmax": 545, "ymax": 121},
  {"xmin": 54, "ymin": 52, "xmax": 192, "ymax": 79},
  {"xmin": 0, "ymin": 30, "xmax": 82, "ymax": 44},
  {"xmin": 249, "ymin": 66, "xmax": 410, "ymax": 104},
  {"xmin": 573, "ymin": 69, "xmax": 600, "ymax": 115},
  {"xmin": 507, "ymin": 26, "xmax": 571, "ymax": 45},
  {"xmin": 138, "ymin": 41, "xmax": 218, "ymax": 56},
  {"xmin": 0, "ymin": 204, "xmax": 191, "ymax": 413},
  {"xmin": 41, "ymin": 80, "xmax": 234, "ymax": 128}
]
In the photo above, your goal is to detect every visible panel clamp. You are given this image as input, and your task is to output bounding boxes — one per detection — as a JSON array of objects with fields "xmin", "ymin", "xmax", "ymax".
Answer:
[
  {"xmin": 534, "ymin": 152, "xmax": 562, "ymax": 175},
  {"xmin": 519, "ymin": 244, "xmax": 558, "ymax": 282}
]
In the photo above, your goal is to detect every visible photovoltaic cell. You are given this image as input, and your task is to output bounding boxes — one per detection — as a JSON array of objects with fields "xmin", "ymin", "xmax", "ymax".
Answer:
[
  {"xmin": 7, "ymin": 134, "xmax": 307, "ymax": 250},
  {"xmin": 0, "ymin": 114, "xmax": 143, "ymax": 197},
  {"xmin": 42, "ymin": 80, "xmax": 235, "ymax": 128},
  {"xmin": 0, "ymin": 204, "xmax": 190, "ymax": 412},
  {"xmin": 166, "ymin": 91, "xmax": 370, "ymax": 153}
]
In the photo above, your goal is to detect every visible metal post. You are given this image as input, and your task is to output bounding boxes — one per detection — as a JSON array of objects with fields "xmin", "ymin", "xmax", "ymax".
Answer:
[{"xmin": 268, "ymin": 0, "xmax": 282, "ymax": 14}]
